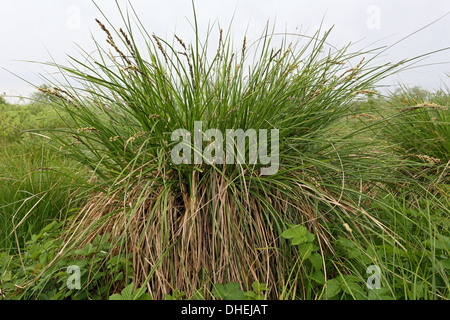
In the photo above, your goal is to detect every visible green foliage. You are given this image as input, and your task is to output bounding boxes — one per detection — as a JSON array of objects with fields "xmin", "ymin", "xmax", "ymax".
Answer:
[
  {"xmin": 109, "ymin": 283, "xmax": 152, "ymax": 300},
  {"xmin": 0, "ymin": 221, "xmax": 135, "ymax": 300},
  {"xmin": 212, "ymin": 281, "xmax": 268, "ymax": 300},
  {"xmin": 164, "ymin": 289, "xmax": 186, "ymax": 300},
  {"xmin": 0, "ymin": 139, "xmax": 85, "ymax": 251},
  {"xmin": 281, "ymin": 224, "xmax": 319, "ymax": 262},
  {"xmin": 281, "ymin": 225, "xmax": 315, "ymax": 246},
  {"xmin": 213, "ymin": 282, "xmax": 247, "ymax": 300},
  {"xmin": 277, "ymin": 188, "xmax": 450, "ymax": 301},
  {"xmin": 322, "ymin": 189, "xmax": 450, "ymax": 300},
  {"xmin": 0, "ymin": 102, "xmax": 66, "ymax": 142},
  {"xmin": 244, "ymin": 281, "xmax": 269, "ymax": 300},
  {"xmin": 324, "ymin": 274, "xmax": 374, "ymax": 300}
]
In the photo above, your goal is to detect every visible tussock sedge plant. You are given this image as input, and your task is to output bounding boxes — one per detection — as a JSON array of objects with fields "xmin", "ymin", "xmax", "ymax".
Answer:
[{"xmin": 27, "ymin": 2, "xmax": 427, "ymax": 299}]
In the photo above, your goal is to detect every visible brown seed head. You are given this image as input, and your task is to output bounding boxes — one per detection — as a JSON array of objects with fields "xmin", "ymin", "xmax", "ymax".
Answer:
[
  {"xmin": 95, "ymin": 19, "xmax": 112, "ymax": 40},
  {"xmin": 174, "ymin": 35, "xmax": 187, "ymax": 50},
  {"xmin": 152, "ymin": 34, "xmax": 168, "ymax": 63},
  {"xmin": 120, "ymin": 28, "xmax": 135, "ymax": 55}
]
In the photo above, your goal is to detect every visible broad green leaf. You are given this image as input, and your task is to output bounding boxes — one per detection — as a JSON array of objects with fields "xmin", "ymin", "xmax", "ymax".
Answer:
[
  {"xmin": 74, "ymin": 243, "xmax": 94, "ymax": 256},
  {"xmin": 341, "ymin": 280, "xmax": 364, "ymax": 296},
  {"xmin": 121, "ymin": 283, "xmax": 135, "ymax": 300},
  {"xmin": 109, "ymin": 294, "xmax": 123, "ymax": 300},
  {"xmin": 438, "ymin": 258, "xmax": 450, "ymax": 269},
  {"xmin": 340, "ymin": 275, "xmax": 362, "ymax": 283},
  {"xmin": 309, "ymin": 252, "xmax": 323, "ymax": 269},
  {"xmin": 251, "ymin": 281, "xmax": 268, "ymax": 293},
  {"xmin": 281, "ymin": 225, "xmax": 315, "ymax": 246},
  {"xmin": 368, "ymin": 288, "xmax": 392, "ymax": 300},
  {"xmin": 213, "ymin": 282, "xmax": 246, "ymax": 300},
  {"xmin": 336, "ymin": 237, "xmax": 361, "ymax": 259},
  {"xmin": 311, "ymin": 270, "xmax": 325, "ymax": 285},
  {"xmin": 298, "ymin": 243, "xmax": 318, "ymax": 260},
  {"xmin": 325, "ymin": 278, "xmax": 341, "ymax": 298},
  {"xmin": 164, "ymin": 289, "xmax": 185, "ymax": 300},
  {"xmin": 135, "ymin": 293, "xmax": 152, "ymax": 300},
  {"xmin": 1, "ymin": 271, "xmax": 12, "ymax": 282},
  {"xmin": 423, "ymin": 233, "xmax": 450, "ymax": 250}
]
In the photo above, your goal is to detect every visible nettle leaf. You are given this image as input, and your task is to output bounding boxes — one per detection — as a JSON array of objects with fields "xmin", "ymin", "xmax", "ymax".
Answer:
[
  {"xmin": 325, "ymin": 275, "xmax": 366, "ymax": 299},
  {"xmin": 50, "ymin": 291, "xmax": 64, "ymax": 300},
  {"xmin": 165, "ymin": 289, "xmax": 186, "ymax": 300},
  {"xmin": 336, "ymin": 237, "xmax": 361, "ymax": 259},
  {"xmin": 309, "ymin": 252, "xmax": 323, "ymax": 270},
  {"xmin": 67, "ymin": 259, "xmax": 88, "ymax": 270},
  {"xmin": 311, "ymin": 270, "xmax": 325, "ymax": 284},
  {"xmin": 1, "ymin": 271, "xmax": 12, "ymax": 282},
  {"xmin": 92, "ymin": 233, "xmax": 111, "ymax": 247},
  {"xmin": 134, "ymin": 291, "xmax": 152, "ymax": 300},
  {"xmin": 368, "ymin": 287, "xmax": 393, "ymax": 300},
  {"xmin": 108, "ymin": 294, "xmax": 123, "ymax": 300},
  {"xmin": 325, "ymin": 278, "xmax": 341, "ymax": 298},
  {"xmin": 423, "ymin": 233, "xmax": 450, "ymax": 250},
  {"xmin": 341, "ymin": 280, "xmax": 365, "ymax": 298},
  {"xmin": 251, "ymin": 281, "xmax": 268, "ymax": 293},
  {"xmin": 340, "ymin": 275, "xmax": 362, "ymax": 283},
  {"xmin": 298, "ymin": 243, "xmax": 319, "ymax": 260},
  {"xmin": 1, "ymin": 282, "xmax": 16, "ymax": 292},
  {"xmin": 131, "ymin": 267, "xmax": 156, "ymax": 299},
  {"xmin": 213, "ymin": 282, "xmax": 246, "ymax": 300},
  {"xmin": 108, "ymin": 282, "xmax": 149, "ymax": 301},
  {"xmin": 244, "ymin": 291, "xmax": 265, "ymax": 300},
  {"xmin": 41, "ymin": 221, "xmax": 62, "ymax": 234},
  {"xmin": 109, "ymin": 283, "xmax": 137, "ymax": 300},
  {"xmin": 245, "ymin": 281, "xmax": 267, "ymax": 300},
  {"xmin": 377, "ymin": 244, "xmax": 410, "ymax": 258},
  {"xmin": 281, "ymin": 225, "xmax": 315, "ymax": 246},
  {"xmin": 438, "ymin": 258, "xmax": 450, "ymax": 269},
  {"xmin": 113, "ymin": 272, "xmax": 124, "ymax": 282},
  {"xmin": 39, "ymin": 253, "xmax": 48, "ymax": 265},
  {"xmin": 121, "ymin": 283, "xmax": 135, "ymax": 300},
  {"xmin": 74, "ymin": 243, "xmax": 95, "ymax": 256}
]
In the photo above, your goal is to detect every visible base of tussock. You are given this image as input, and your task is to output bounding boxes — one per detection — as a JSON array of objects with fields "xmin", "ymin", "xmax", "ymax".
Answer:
[{"xmin": 65, "ymin": 169, "xmax": 288, "ymax": 299}]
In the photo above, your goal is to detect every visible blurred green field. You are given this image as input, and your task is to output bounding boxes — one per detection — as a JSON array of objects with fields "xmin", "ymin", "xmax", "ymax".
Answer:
[{"xmin": 0, "ymin": 98, "xmax": 86, "ymax": 251}]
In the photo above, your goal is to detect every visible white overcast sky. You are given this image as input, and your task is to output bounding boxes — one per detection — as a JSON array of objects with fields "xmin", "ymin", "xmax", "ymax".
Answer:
[{"xmin": 1, "ymin": 0, "xmax": 450, "ymax": 103}]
